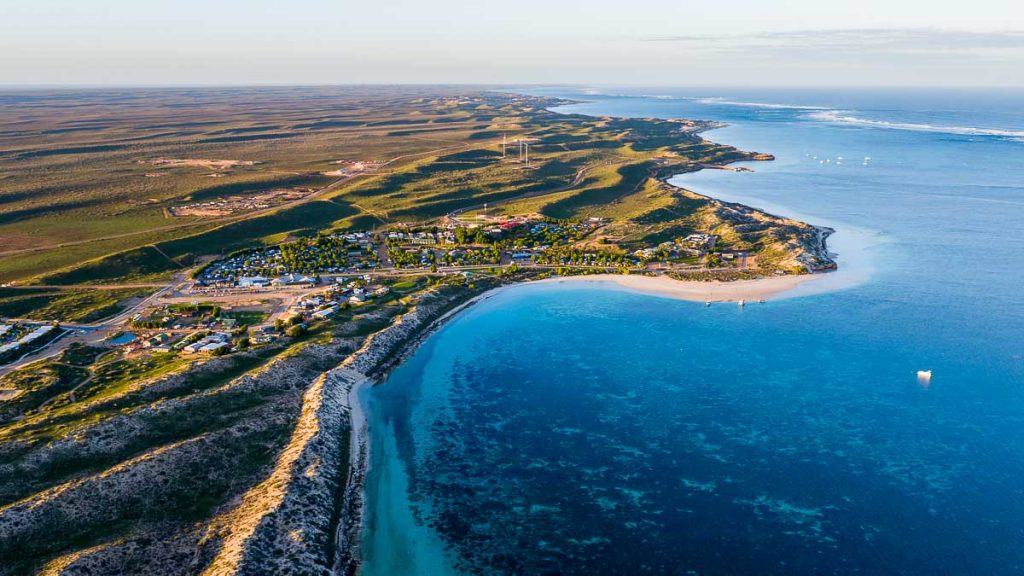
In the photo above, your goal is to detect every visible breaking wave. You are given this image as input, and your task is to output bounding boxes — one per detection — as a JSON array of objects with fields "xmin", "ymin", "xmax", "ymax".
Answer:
[
  {"xmin": 692, "ymin": 97, "xmax": 829, "ymax": 111},
  {"xmin": 806, "ymin": 110, "xmax": 1024, "ymax": 140},
  {"xmin": 572, "ymin": 90, "xmax": 1024, "ymax": 141}
]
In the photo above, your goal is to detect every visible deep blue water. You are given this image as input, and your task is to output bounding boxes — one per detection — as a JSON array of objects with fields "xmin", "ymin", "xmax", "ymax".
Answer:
[{"xmin": 361, "ymin": 88, "xmax": 1024, "ymax": 575}]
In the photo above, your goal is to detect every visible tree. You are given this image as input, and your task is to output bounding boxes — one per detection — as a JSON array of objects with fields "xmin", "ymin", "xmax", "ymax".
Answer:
[{"xmin": 286, "ymin": 325, "xmax": 305, "ymax": 338}]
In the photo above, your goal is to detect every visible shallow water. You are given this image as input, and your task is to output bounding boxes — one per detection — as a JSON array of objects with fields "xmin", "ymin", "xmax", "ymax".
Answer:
[{"xmin": 360, "ymin": 88, "xmax": 1024, "ymax": 575}]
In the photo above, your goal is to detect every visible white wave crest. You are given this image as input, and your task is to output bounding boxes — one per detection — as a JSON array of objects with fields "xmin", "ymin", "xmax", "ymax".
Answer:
[
  {"xmin": 807, "ymin": 110, "xmax": 1024, "ymax": 139},
  {"xmin": 692, "ymin": 97, "xmax": 829, "ymax": 111}
]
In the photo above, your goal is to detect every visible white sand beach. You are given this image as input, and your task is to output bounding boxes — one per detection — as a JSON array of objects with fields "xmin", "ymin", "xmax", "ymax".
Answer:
[{"xmin": 537, "ymin": 273, "xmax": 828, "ymax": 303}]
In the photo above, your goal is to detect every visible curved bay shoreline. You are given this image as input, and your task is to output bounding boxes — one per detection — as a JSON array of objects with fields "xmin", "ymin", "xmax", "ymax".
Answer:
[
  {"xmin": 334, "ymin": 265, "xmax": 842, "ymax": 572},
  {"xmin": 337, "ymin": 100, "xmax": 853, "ymax": 572}
]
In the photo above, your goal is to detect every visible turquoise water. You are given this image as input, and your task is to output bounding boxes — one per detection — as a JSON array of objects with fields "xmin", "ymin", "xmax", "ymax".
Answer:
[
  {"xmin": 107, "ymin": 332, "xmax": 137, "ymax": 345},
  {"xmin": 361, "ymin": 89, "xmax": 1024, "ymax": 574}
]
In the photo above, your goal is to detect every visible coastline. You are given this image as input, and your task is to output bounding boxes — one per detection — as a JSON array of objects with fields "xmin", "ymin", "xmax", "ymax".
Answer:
[
  {"xmin": 336, "ymin": 268, "xmax": 835, "ymax": 570},
  {"xmin": 332, "ymin": 285, "xmax": 509, "ymax": 573},
  {"xmin": 547, "ymin": 95, "xmax": 840, "ymax": 275},
  {"xmin": 536, "ymin": 272, "xmax": 824, "ymax": 303},
  {"xmin": 339, "ymin": 93, "xmax": 858, "ymax": 572}
]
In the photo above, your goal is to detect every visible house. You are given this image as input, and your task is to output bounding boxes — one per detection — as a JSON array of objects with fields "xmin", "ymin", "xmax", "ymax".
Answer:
[
  {"xmin": 312, "ymin": 307, "xmax": 337, "ymax": 320},
  {"xmin": 251, "ymin": 333, "xmax": 278, "ymax": 344},
  {"xmin": 237, "ymin": 276, "xmax": 270, "ymax": 288},
  {"xmin": 274, "ymin": 274, "xmax": 316, "ymax": 286},
  {"xmin": 199, "ymin": 342, "xmax": 230, "ymax": 354},
  {"xmin": 182, "ymin": 332, "xmax": 232, "ymax": 354},
  {"xmin": 182, "ymin": 342, "xmax": 204, "ymax": 354},
  {"xmin": 141, "ymin": 336, "xmax": 162, "ymax": 348}
]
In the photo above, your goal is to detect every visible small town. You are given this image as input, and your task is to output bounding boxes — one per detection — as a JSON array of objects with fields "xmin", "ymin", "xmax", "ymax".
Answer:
[
  {"xmin": 192, "ymin": 215, "xmax": 735, "ymax": 291},
  {"xmin": 0, "ymin": 214, "xmax": 746, "ymax": 377}
]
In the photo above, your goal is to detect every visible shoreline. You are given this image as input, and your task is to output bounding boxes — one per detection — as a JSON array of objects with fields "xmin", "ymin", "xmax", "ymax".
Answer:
[
  {"xmin": 336, "ymin": 268, "xmax": 837, "ymax": 570},
  {"xmin": 546, "ymin": 105, "xmax": 837, "ymax": 275},
  {"xmin": 535, "ymin": 272, "xmax": 826, "ymax": 303},
  {"xmin": 333, "ymin": 285, "xmax": 509, "ymax": 572},
  {"xmin": 339, "ymin": 93, "xmax": 861, "ymax": 571}
]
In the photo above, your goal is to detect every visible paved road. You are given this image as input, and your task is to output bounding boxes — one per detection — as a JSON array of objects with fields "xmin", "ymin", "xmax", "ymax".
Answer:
[{"xmin": 0, "ymin": 272, "xmax": 187, "ymax": 376}]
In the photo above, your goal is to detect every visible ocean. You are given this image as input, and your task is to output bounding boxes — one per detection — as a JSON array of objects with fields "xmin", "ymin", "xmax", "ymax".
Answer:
[{"xmin": 359, "ymin": 88, "xmax": 1024, "ymax": 575}]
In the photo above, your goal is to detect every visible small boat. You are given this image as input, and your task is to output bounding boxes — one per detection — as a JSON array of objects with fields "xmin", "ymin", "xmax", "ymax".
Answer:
[
  {"xmin": 704, "ymin": 301, "xmax": 711, "ymax": 307},
  {"xmin": 917, "ymin": 370, "xmax": 932, "ymax": 387},
  {"xmin": 737, "ymin": 299, "xmax": 745, "ymax": 307}
]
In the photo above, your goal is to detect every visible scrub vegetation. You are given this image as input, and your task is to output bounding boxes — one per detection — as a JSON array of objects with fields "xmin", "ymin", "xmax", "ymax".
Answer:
[
  {"xmin": 0, "ymin": 86, "xmax": 832, "ymax": 574},
  {"xmin": 0, "ymin": 86, "xmax": 821, "ymax": 287}
]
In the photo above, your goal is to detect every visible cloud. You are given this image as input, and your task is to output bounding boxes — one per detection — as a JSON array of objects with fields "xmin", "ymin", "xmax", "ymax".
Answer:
[{"xmin": 643, "ymin": 28, "xmax": 1024, "ymax": 57}]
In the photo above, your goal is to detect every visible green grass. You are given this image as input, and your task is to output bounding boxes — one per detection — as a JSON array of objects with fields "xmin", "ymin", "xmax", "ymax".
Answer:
[
  {"xmin": 37, "ymin": 246, "xmax": 181, "ymax": 285},
  {"xmin": 390, "ymin": 278, "xmax": 424, "ymax": 293},
  {"xmin": 0, "ymin": 287, "xmax": 153, "ymax": 322},
  {"xmin": 0, "ymin": 88, "xmax": 773, "ymax": 288},
  {"xmin": 223, "ymin": 310, "xmax": 268, "ymax": 326}
]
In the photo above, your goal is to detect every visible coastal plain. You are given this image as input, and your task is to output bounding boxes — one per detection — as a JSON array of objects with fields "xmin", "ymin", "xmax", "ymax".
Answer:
[{"xmin": 0, "ymin": 86, "xmax": 837, "ymax": 575}]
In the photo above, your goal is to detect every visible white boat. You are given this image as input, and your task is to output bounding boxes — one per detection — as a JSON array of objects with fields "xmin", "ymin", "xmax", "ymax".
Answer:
[{"xmin": 917, "ymin": 370, "xmax": 932, "ymax": 386}]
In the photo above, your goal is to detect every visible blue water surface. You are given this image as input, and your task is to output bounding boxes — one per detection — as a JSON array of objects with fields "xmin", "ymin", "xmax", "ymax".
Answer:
[{"xmin": 361, "ymin": 88, "xmax": 1024, "ymax": 575}]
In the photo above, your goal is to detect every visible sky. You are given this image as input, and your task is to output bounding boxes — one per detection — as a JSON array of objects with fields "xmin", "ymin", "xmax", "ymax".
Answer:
[{"xmin": 2, "ymin": 0, "xmax": 1024, "ymax": 87}]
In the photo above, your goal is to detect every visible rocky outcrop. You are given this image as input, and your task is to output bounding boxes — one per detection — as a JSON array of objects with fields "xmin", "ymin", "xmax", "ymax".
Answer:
[{"xmin": 709, "ymin": 199, "xmax": 836, "ymax": 273}]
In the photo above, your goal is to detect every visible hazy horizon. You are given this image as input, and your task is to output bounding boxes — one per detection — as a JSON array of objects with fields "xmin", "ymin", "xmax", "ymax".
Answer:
[{"xmin": 4, "ymin": 0, "xmax": 1024, "ymax": 88}]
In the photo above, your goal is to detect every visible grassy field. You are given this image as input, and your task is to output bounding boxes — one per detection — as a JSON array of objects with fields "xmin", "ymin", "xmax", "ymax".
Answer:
[
  {"xmin": 0, "ymin": 86, "xmax": 789, "ymax": 286},
  {"xmin": 0, "ymin": 287, "xmax": 153, "ymax": 322}
]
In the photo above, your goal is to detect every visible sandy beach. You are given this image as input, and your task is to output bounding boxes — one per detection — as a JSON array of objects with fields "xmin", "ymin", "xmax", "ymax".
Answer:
[{"xmin": 537, "ymin": 273, "xmax": 827, "ymax": 303}]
